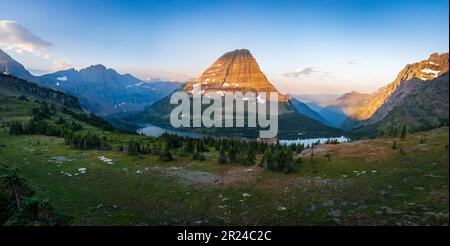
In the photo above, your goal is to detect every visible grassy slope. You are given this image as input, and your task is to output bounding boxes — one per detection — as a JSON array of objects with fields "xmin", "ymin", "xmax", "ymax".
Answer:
[{"xmin": 0, "ymin": 94, "xmax": 448, "ymax": 225}]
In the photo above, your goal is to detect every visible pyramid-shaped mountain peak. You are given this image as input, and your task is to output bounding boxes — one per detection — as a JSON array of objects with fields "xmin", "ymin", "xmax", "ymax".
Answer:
[{"xmin": 185, "ymin": 49, "xmax": 286, "ymax": 101}]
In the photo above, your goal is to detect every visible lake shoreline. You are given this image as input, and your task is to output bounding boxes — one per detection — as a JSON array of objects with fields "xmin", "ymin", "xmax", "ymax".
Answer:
[{"xmin": 137, "ymin": 123, "xmax": 350, "ymax": 146}]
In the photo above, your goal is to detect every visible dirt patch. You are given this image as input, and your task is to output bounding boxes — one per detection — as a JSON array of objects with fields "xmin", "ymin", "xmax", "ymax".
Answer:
[
  {"xmin": 300, "ymin": 145, "xmax": 329, "ymax": 157},
  {"xmin": 166, "ymin": 169, "xmax": 221, "ymax": 185},
  {"xmin": 165, "ymin": 166, "xmax": 261, "ymax": 186},
  {"xmin": 219, "ymin": 166, "xmax": 261, "ymax": 186}
]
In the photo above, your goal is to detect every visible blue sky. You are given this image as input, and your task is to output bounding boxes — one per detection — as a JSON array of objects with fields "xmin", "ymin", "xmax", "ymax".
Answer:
[{"xmin": 0, "ymin": 0, "xmax": 448, "ymax": 94}]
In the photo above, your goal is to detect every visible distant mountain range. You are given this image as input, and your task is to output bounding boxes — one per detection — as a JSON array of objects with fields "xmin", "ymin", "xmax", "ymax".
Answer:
[
  {"xmin": 0, "ymin": 49, "xmax": 183, "ymax": 116},
  {"xmin": 313, "ymin": 91, "xmax": 374, "ymax": 127},
  {"xmin": 2, "ymin": 47, "xmax": 448, "ymax": 139},
  {"xmin": 287, "ymin": 96, "xmax": 332, "ymax": 126}
]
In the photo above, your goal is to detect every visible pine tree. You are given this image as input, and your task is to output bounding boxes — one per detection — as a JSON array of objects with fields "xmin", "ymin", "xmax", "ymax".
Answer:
[
  {"xmin": 392, "ymin": 141, "xmax": 397, "ymax": 149},
  {"xmin": 259, "ymin": 150, "xmax": 270, "ymax": 169},
  {"xmin": 181, "ymin": 142, "xmax": 191, "ymax": 154},
  {"xmin": 159, "ymin": 143, "xmax": 173, "ymax": 162},
  {"xmin": 55, "ymin": 116, "xmax": 66, "ymax": 125},
  {"xmin": 218, "ymin": 145, "xmax": 227, "ymax": 164},
  {"xmin": 9, "ymin": 121, "xmax": 24, "ymax": 135},
  {"xmin": 127, "ymin": 140, "xmax": 141, "ymax": 155},
  {"xmin": 400, "ymin": 125, "xmax": 407, "ymax": 140},
  {"xmin": 246, "ymin": 146, "xmax": 256, "ymax": 164},
  {"xmin": 228, "ymin": 147, "xmax": 237, "ymax": 163},
  {"xmin": 0, "ymin": 168, "xmax": 34, "ymax": 209},
  {"xmin": 192, "ymin": 143, "xmax": 205, "ymax": 161},
  {"xmin": 284, "ymin": 150, "xmax": 296, "ymax": 173}
]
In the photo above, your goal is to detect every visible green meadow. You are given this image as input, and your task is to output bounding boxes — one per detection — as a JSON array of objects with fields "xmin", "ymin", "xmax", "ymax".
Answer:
[{"xmin": 0, "ymin": 94, "xmax": 448, "ymax": 225}]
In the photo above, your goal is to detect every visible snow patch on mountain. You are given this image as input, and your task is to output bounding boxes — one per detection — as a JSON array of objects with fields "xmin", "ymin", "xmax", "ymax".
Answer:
[
  {"xmin": 421, "ymin": 68, "xmax": 440, "ymax": 77},
  {"xmin": 56, "ymin": 76, "xmax": 67, "ymax": 81}
]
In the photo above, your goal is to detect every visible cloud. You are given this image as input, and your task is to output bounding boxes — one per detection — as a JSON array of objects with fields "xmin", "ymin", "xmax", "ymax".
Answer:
[
  {"xmin": 0, "ymin": 20, "xmax": 52, "ymax": 57},
  {"xmin": 125, "ymin": 68, "xmax": 193, "ymax": 82},
  {"xmin": 283, "ymin": 66, "xmax": 332, "ymax": 78},
  {"xmin": 50, "ymin": 59, "xmax": 73, "ymax": 71}
]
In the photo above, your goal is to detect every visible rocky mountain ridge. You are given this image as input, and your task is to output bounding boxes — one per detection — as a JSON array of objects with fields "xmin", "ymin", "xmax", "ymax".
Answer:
[
  {"xmin": 342, "ymin": 52, "xmax": 449, "ymax": 129},
  {"xmin": 0, "ymin": 49, "xmax": 182, "ymax": 116}
]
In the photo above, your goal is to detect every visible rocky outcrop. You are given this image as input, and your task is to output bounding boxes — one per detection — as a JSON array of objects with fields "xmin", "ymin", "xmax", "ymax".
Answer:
[
  {"xmin": 342, "ymin": 52, "xmax": 449, "ymax": 129},
  {"xmin": 184, "ymin": 49, "xmax": 287, "ymax": 101}
]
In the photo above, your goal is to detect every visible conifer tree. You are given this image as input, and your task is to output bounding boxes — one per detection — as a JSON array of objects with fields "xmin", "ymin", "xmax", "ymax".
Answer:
[
  {"xmin": 0, "ymin": 168, "xmax": 34, "ymax": 209},
  {"xmin": 400, "ymin": 125, "xmax": 407, "ymax": 139},
  {"xmin": 392, "ymin": 141, "xmax": 397, "ymax": 149},
  {"xmin": 9, "ymin": 121, "xmax": 24, "ymax": 135},
  {"xmin": 159, "ymin": 143, "xmax": 173, "ymax": 162},
  {"xmin": 247, "ymin": 146, "xmax": 256, "ymax": 164},
  {"xmin": 228, "ymin": 146, "xmax": 237, "ymax": 163},
  {"xmin": 218, "ymin": 145, "xmax": 227, "ymax": 164}
]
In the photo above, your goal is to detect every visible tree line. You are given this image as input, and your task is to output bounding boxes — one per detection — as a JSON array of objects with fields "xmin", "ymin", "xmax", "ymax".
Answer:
[{"xmin": 7, "ymin": 100, "xmax": 315, "ymax": 173}]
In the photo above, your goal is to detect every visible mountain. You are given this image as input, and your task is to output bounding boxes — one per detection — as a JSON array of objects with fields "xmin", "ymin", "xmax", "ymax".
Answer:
[
  {"xmin": 129, "ymin": 49, "xmax": 341, "ymax": 138},
  {"xmin": 184, "ymin": 49, "xmax": 287, "ymax": 101},
  {"xmin": 0, "ymin": 49, "xmax": 183, "ymax": 116},
  {"xmin": 351, "ymin": 72, "xmax": 449, "ymax": 138},
  {"xmin": 287, "ymin": 96, "xmax": 332, "ymax": 126},
  {"xmin": 0, "ymin": 73, "xmax": 81, "ymax": 109},
  {"xmin": 38, "ymin": 65, "xmax": 183, "ymax": 116},
  {"xmin": 0, "ymin": 49, "xmax": 35, "ymax": 82},
  {"xmin": 317, "ymin": 91, "xmax": 374, "ymax": 127},
  {"xmin": 294, "ymin": 94, "xmax": 341, "ymax": 104},
  {"xmin": 378, "ymin": 72, "xmax": 449, "ymax": 129},
  {"xmin": 342, "ymin": 52, "xmax": 449, "ymax": 130}
]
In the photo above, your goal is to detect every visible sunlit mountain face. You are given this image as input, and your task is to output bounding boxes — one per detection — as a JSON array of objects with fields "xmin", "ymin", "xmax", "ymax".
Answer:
[
  {"xmin": 184, "ymin": 49, "xmax": 287, "ymax": 101},
  {"xmin": 342, "ymin": 53, "xmax": 449, "ymax": 129}
]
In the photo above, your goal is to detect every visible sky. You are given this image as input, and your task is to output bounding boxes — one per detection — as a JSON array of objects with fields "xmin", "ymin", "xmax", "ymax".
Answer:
[{"xmin": 0, "ymin": 0, "xmax": 448, "ymax": 95}]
